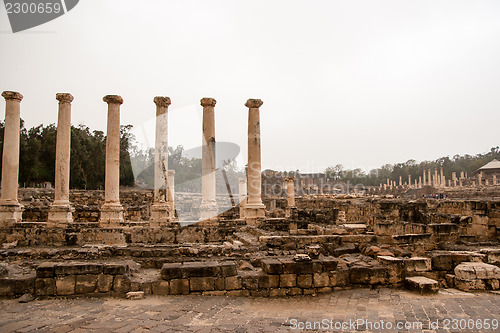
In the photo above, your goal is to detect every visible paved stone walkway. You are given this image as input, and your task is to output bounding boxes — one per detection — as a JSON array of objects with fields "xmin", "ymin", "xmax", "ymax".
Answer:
[{"xmin": 0, "ymin": 288, "xmax": 499, "ymax": 332}]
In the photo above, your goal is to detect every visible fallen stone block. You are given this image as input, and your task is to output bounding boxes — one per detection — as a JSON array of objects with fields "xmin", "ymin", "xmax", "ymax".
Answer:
[
  {"xmin": 126, "ymin": 291, "xmax": 144, "ymax": 300},
  {"xmin": 404, "ymin": 257, "xmax": 431, "ymax": 273},
  {"xmin": 405, "ymin": 276, "xmax": 438, "ymax": 294}
]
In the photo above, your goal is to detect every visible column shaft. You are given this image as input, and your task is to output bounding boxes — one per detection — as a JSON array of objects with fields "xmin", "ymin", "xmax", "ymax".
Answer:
[
  {"xmin": 100, "ymin": 95, "xmax": 124, "ymax": 226},
  {"xmin": 245, "ymin": 99, "xmax": 266, "ymax": 219},
  {"xmin": 200, "ymin": 98, "xmax": 218, "ymax": 220},
  {"xmin": 0, "ymin": 91, "xmax": 23, "ymax": 225},
  {"xmin": 48, "ymin": 93, "xmax": 74, "ymax": 227}
]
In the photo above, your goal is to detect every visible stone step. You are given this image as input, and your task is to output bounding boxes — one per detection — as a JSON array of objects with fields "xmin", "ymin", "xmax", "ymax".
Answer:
[{"xmin": 405, "ymin": 276, "xmax": 439, "ymax": 294}]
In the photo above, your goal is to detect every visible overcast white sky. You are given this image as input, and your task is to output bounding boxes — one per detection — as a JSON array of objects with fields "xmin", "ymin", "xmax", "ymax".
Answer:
[{"xmin": 1, "ymin": 0, "xmax": 499, "ymax": 173}]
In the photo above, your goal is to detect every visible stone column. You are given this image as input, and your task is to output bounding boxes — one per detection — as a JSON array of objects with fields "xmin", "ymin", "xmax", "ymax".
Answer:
[
  {"xmin": 0, "ymin": 91, "xmax": 24, "ymax": 226},
  {"xmin": 399, "ymin": 176, "xmax": 402, "ymax": 187},
  {"xmin": 422, "ymin": 170, "xmax": 426, "ymax": 186},
  {"xmin": 199, "ymin": 97, "xmax": 218, "ymax": 221},
  {"xmin": 99, "ymin": 95, "xmax": 124, "ymax": 226},
  {"xmin": 428, "ymin": 169, "xmax": 432, "ymax": 187},
  {"xmin": 167, "ymin": 170, "xmax": 175, "ymax": 219},
  {"xmin": 493, "ymin": 175, "xmax": 497, "ymax": 186},
  {"xmin": 478, "ymin": 172, "xmax": 483, "ymax": 186},
  {"xmin": 238, "ymin": 178, "xmax": 247, "ymax": 218},
  {"xmin": 285, "ymin": 177, "xmax": 296, "ymax": 208},
  {"xmin": 459, "ymin": 179, "xmax": 463, "ymax": 187},
  {"xmin": 150, "ymin": 96, "xmax": 172, "ymax": 226},
  {"xmin": 408, "ymin": 175, "xmax": 412, "ymax": 188},
  {"xmin": 419, "ymin": 176, "xmax": 422, "ymax": 188},
  {"xmin": 47, "ymin": 93, "xmax": 75, "ymax": 227},
  {"xmin": 434, "ymin": 169, "xmax": 438, "ymax": 187},
  {"xmin": 245, "ymin": 99, "xmax": 266, "ymax": 219}
]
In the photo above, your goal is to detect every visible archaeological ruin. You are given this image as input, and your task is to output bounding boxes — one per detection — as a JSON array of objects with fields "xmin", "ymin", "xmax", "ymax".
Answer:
[{"xmin": 0, "ymin": 90, "xmax": 499, "ymax": 300}]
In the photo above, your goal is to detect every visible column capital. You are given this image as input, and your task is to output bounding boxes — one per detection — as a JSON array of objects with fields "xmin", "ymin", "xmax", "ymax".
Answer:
[
  {"xmin": 285, "ymin": 176, "xmax": 296, "ymax": 182},
  {"xmin": 200, "ymin": 97, "xmax": 216, "ymax": 107},
  {"xmin": 103, "ymin": 95, "xmax": 123, "ymax": 104},
  {"xmin": 56, "ymin": 93, "xmax": 74, "ymax": 103},
  {"xmin": 154, "ymin": 96, "xmax": 171, "ymax": 108},
  {"xmin": 2, "ymin": 91, "xmax": 23, "ymax": 101},
  {"xmin": 245, "ymin": 99, "xmax": 263, "ymax": 108}
]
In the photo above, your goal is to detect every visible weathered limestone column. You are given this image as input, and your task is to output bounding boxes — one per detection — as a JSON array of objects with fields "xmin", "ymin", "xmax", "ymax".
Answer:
[
  {"xmin": 285, "ymin": 177, "xmax": 296, "ymax": 208},
  {"xmin": 428, "ymin": 169, "xmax": 432, "ymax": 187},
  {"xmin": 199, "ymin": 98, "xmax": 218, "ymax": 221},
  {"xmin": 99, "ymin": 95, "xmax": 124, "ymax": 226},
  {"xmin": 493, "ymin": 175, "xmax": 497, "ymax": 186},
  {"xmin": 422, "ymin": 170, "xmax": 426, "ymax": 186},
  {"xmin": 150, "ymin": 96, "xmax": 172, "ymax": 226},
  {"xmin": 47, "ymin": 93, "xmax": 75, "ymax": 227},
  {"xmin": 459, "ymin": 179, "xmax": 463, "ymax": 187},
  {"xmin": 0, "ymin": 91, "xmax": 24, "ymax": 226},
  {"xmin": 477, "ymin": 172, "xmax": 483, "ymax": 186},
  {"xmin": 245, "ymin": 99, "xmax": 266, "ymax": 219},
  {"xmin": 440, "ymin": 168, "xmax": 445, "ymax": 187},
  {"xmin": 414, "ymin": 179, "xmax": 417, "ymax": 188},
  {"xmin": 399, "ymin": 176, "xmax": 402, "ymax": 187},
  {"xmin": 434, "ymin": 169, "xmax": 438, "ymax": 187},
  {"xmin": 167, "ymin": 170, "xmax": 175, "ymax": 219},
  {"xmin": 408, "ymin": 175, "xmax": 412, "ymax": 188},
  {"xmin": 419, "ymin": 176, "xmax": 422, "ymax": 188},
  {"xmin": 238, "ymin": 178, "xmax": 247, "ymax": 218}
]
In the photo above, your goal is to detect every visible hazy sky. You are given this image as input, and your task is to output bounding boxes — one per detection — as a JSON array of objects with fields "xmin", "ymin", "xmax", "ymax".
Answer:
[{"xmin": 1, "ymin": 0, "xmax": 499, "ymax": 173}]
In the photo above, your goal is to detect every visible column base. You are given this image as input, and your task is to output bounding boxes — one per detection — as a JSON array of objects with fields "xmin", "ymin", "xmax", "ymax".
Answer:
[
  {"xmin": 0, "ymin": 201, "xmax": 24, "ymax": 227},
  {"xmin": 99, "ymin": 203, "xmax": 124, "ymax": 227},
  {"xmin": 47, "ymin": 203, "xmax": 74, "ymax": 228},
  {"xmin": 244, "ymin": 203, "xmax": 266, "ymax": 219},
  {"xmin": 199, "ymin": 201, "xmax": 218, "ymax": 221},
  {"xmin": 286, "ymin": 206, "xmax": 297, "ymax": 219},
  {"xmin": 150, "ymin": 202, "xmax": 174, "ymax": 227}
]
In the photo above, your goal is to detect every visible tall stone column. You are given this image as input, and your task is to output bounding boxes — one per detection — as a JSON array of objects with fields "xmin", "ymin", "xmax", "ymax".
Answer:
[
  {"xmin": 285, "ymin": 177, "xmax": 296, "ymax": 208},
  {"xmin": 150, "ymin": 96, "xmax": 172, "ymax": 226},
  {"xmin": 99, "ymin": 95, "xmax": 124, "ymax": 226},
  {"xmin": 408, "ymin": 175, "xmax": 412, "ymax": 188},
  {"xmin": 428, "ymin": 170, "xmax": 431, "ymax": 187},
  {"xmin": 399, "ymin": 176, "xmax": 402, "ymax": 187},
  {"xmin": 494, "ymin": 175, "xmax": 497, "ymax": 186},
  {"xmin": 434, "ymin": 169, "xmax": 438, "ymax": 187},
  {"xmin": 238, "ymin": 178, "xmax": 247, "ymax": 218},
  {"xmin": 0, "ymin": 91, "xmax": 24, "ymax": 226},
  {"xmin": 245, "ymin": 99, "xmax": 266, "ymax": 219},
  {"xmin": 440, "ymin": 168, "xmax": 444, "ymax": 187},
  {"xmin": 167, "ymin": 170, "xmax": 175, "ymax": 219},
  {"xmin": 199, "ymin": 98, "xmax": 218, "ymax": 221},
  {"xmin": 422, "ymin": 170, "xmax": 426, "ymax": 186},
  {"xmin": 419, "ymin": 176, "xmax": 422, "ymax": 188},
  {"xmin": 47, "ymin": 93, "xmax": 74, "ymax": 227},
  {"xmin": 478, "ymin": 172, "xmax": 482, "ymax": 186}
]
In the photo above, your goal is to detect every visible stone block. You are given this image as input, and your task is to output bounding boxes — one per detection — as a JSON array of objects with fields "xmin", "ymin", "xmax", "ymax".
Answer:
[
  {"xmin": 220, "ymin": 261, "xmax": 237, "ymax": 277},
  {"xmin": 75, "ymin": 274, "xmax": 97, "ymax": 294},
  {"xmin": 152, "ymin": 280, "xmax": 170, "ymax": 295},
  {"xmin": 250, "ymin": 290, "xmax": 269, "ymax": 297},
  {"xmin": 54, "ymin": 263, "xmax": 103, "ymax": 276},
  {"xmin": 226, "ymin": 289, "xmax": 250, "ymax": 297},
  {"xmin": 203, "ymin": 290, "xmax": 226, "ymax": 296},
  {"xmin": 241, "ymin": 273, "xmax": 259, "ymax": 290},
  {"xmin": 36, "ymin": 262, "xmax": 56, "ymax": 278},
  {"xmin": 297, "ymin": 274, "xmax": 313, "ymax": 288},
  {"xmin": 313, "ymin": 272, "xmax": 330, "ymax": 288},
  {"xmin": 269, "ymin": 288, "xmax": 287, "ymax": 297},
  {"xmin": 56, "ymin": 275, "xmax": 75, "ymax": 295},
  {"xmin": 279, "ymin": 274, "xmax": 297, "ymax": 288},
  {"xmin": 170, "ymin": 279, "xmax": 189, "ymax": 295},
  {"xmin": 455, "ymin": 262, "xmax": 500, "ymax": 281},
  {"xmin": 281, "ymin": 259, "xmax": 322, "ymax": 274},
  {"xmin": 432, "ymin": 253, "xmax": 454, "ymax": 271},
  {"xmin": 215, "ymin": 277, "xmax": 225, "ymax": 290},
  {"xmin": 126, "ymin": 291, "xmax": 144, "ymax": 300},
  {"xmin": 405, "ymin": 276, "xmax": 438, "ymax": 294},
  {"xmin": 225, "ymin": 276, "xmax": 242, "ymax": 290},
  {"xmin": 183, "ymin": 262, "xmax": 220, "ymax": 278},
  {"xmin": 350, "ymin": 266, "xmax": 371, "ymax": 284},
  {"xmin": 103, "ymin": 264, "xmax": 129, "ymax": 275},
  {"xmin": 317, "ymin": 287, "xmax": 332, "ymax": 294},
  {"xmin": 160, "ymin": 263, "xmax": 182, "ymax": 280},
  {"xmin": 404, "ymin": 257, "xmax": 431, "ymax": 273},
  {"xmin": 261, "ymin": 259, "xmax": 283, "ymax": 275},
  {"xmin": 330, "ymin": 267, "xmax": 349, "ymax": 287},
  {"xmin": 113, "ymin": 275, "xmax": 131, "ymax": 294},
  {"xmin": 321, "ymin": 257, "xmax": 338, "ymax": 271},
  {"xmin": 35, "ymin": 278, "xmax": 56, "ymax": 296},
  {"xmin": 97, "ymin": 274, "xmax": 114, "ymax": 293},
  {"xmin": 190, "ymin": 277, "xmax": 215, "ymax": 291},
  {"xmin": 287, "ymin": 287, "xmax": 302, "ymax": 296},
  {"xmin": 258, "ymin": 274, "xmax": 279, "ymax": 289}
]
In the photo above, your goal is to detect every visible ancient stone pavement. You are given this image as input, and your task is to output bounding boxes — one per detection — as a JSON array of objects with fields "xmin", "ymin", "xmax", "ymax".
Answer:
[{"xmin": 0, "ymin": 288, "xmax": 499, "ymax": 332}]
